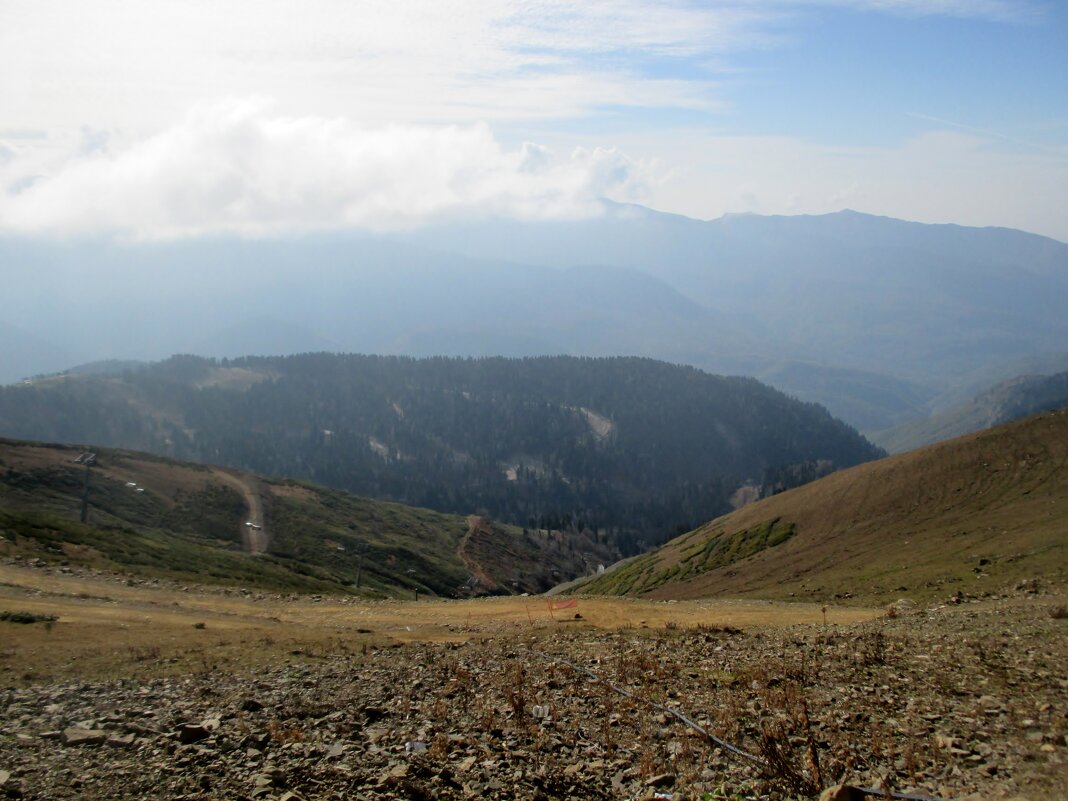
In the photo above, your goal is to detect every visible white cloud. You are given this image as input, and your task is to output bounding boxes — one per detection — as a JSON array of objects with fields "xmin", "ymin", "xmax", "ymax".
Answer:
[
  {"xmin": 808, "ymin": 0, "xmax": 1039, "ymax": 22},
  {"xmin": 0, "ymin": 1, "xmax": 1056, "ymax": 240},
  {"xmin": 0, "ymin": 1, "xmax": 753, "ymax": 133},
  {"xmin": 0, "ymin": 100, "xmax": 658, "ymax": 238}
]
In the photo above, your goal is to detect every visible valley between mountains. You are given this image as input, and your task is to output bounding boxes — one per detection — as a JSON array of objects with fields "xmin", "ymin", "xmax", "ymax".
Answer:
[
  {"xmin": 2, "ymin": 6, "xmax": 1066, "ymax": 795},
  {"xmin": 1, "ymin": 381, "xmax": 1066, "ymax": 799}
]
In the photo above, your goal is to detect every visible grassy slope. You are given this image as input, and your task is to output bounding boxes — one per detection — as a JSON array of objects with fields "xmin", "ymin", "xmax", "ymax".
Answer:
[
  {"xmin": 0, "ymin": 438, "xmax": 595, "ymax": 597},
  {"xmin": 577, "ymin": 409, "xmax": 1068, "ymax": 604}
]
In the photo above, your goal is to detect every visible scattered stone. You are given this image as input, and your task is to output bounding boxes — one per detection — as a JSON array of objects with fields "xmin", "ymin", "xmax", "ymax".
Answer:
[
  {"xmin": 324, "ymin": 742, "xmax": 345, "ymax": 759},
  {"xmin": 60, "ymin": 728, "xmax": 107, "ymax": 746},
  {"xmin": 2, "ymin": 589, "xmax": 1065, "ymax": 800},
  {"xmin": 935, "ymin": 733, "xmax": 959, "ymax": 750},
  {"xmin": 819, "ymin": 786, "xmax": 868, "ymax": 801},
  {"xmin": 645, "ymin": 773, "xmax": 674, "ymax": 788},
  {"xmin": 175, "ymin": 723, "xmax": 212, "ymax": 744}
]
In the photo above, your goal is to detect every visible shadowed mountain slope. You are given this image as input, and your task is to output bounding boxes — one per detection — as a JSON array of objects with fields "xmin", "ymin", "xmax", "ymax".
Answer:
[
  {"xmin": 873, "ymin": 371, "xmax": 1068, "ymax": 453},
  {"xmin": 0, "ymin": 354, "xmax": 883, "ymax": 553}
]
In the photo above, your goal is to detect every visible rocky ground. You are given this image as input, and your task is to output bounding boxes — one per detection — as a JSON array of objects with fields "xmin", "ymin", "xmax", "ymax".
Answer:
[{"xmin": 1, "ymin": 589, "xmax": 1066, "ymax": 801}]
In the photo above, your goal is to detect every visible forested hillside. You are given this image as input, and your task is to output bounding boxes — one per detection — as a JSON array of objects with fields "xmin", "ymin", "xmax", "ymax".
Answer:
[
  {"xmin": 0, "ymin": 354, "xmax": 883, "ymax": 553},
  {"xmin": 873, "ymin": 370, "xmax": 1068, "ymax": 453}
]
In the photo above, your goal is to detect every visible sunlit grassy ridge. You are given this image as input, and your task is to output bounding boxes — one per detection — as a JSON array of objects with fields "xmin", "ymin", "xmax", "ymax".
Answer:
[
  {"xmin": 588, "ymin": 518, "xmax": 796, "ymax": 596},
  {"xmin": 578, "ymin": 409, "xmax": 1068, "ymax": 603}
]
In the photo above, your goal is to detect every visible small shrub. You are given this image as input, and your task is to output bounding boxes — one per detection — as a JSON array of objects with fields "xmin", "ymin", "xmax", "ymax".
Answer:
[
  {"xmin": 858, "ymin": 630, "xmax": 887, "ymax": 666},
  {"xmin": 506, "ymin": 663, "xmax": 526, "ymax": 718},
  {"xmin": 0, "ymin": 610, "xmax": 58, "ymax": 625},
  {"xmin": 757, "ymin": 720, "xmax": 822, "ymax": 797},
  {"xmin": 1050, "ymin": 605, "xmax": 1068, "ymax": 620},
  {"xmin": 701, "ymin": 786, "xmax": 749, "ymax": 801},
  {"xmin": 192, "ymin": 622, "xmax": 206, "ymax": 629},
  {"xmin": 266, "ymin": 718, "xmax": 304, "ymax": 744},
  {"xmin": 129, "ymin": 645, "xmax": 161, "ymax": 662}
]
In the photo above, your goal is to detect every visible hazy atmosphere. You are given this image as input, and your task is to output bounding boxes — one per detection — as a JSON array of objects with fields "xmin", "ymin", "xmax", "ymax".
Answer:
[
  {"xmin": 2, "ymin": 0, "xmax": 1066, "ymax": 239},
  {"xmin": 2, "ymin": 5, "xmax": 1067, "ymax": 801}
]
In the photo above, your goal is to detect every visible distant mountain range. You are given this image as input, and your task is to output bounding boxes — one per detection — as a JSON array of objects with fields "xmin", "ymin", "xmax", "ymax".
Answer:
[
  {"xmin": 873, "ymin": 370, "xmax": 1068, "ymax": 453},
  {"xmin": 3, "ymin": 205, "xmax": 1066, "ymax": 435},
  {"xmin": 0, "ymin": 354, "xmax": 882, "ymax": 553}
]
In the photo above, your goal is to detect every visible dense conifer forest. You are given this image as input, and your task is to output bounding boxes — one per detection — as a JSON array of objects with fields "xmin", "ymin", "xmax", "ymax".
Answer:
[{"xmin": 0, "ymin": 354, "xmax": 883, "ymax": 553}]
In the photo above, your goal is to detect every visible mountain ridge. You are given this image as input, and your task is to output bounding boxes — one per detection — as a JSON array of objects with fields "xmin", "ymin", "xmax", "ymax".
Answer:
[
  {"xmin": 4, "ymin": 205, "xmax": 1066, "ymax": 435},
  {"xmin": 575, "ymin": 407, "xmax": 1068, "ymax": 604},
  {"xmin": 873, "ymin": 371, "xmax": 1068, "ymax": 453},
  {"xmin": 0, "ymin": 353, "xmax": 883, "ymax": 554}
]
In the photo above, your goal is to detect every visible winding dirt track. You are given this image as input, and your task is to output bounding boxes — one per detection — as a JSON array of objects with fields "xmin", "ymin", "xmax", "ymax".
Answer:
[
  {"xmin": 212, "ymin": 469, "xmax": 268, "ymax": 555},
  {"xmin": 458, "ymin": 516, "xmax": 499, "ymax": 591}
]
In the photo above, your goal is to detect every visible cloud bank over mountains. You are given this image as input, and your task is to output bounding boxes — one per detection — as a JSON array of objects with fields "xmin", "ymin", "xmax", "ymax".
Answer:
[
  {"xmin": 1, "ymin": 0, "xmax": 1061, "ymax": 240},
  {"xmin": 0, "ymin": 100, "xmax": 657, "ymax": 239}
]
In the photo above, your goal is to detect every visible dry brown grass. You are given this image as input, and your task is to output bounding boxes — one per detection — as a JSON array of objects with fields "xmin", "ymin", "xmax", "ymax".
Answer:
[
  {"xmin": 0, "ymin": 562, "xmax": 879, "ymax": 685},
  {"xmin": 629, "ymin": 409, "xmax": 1068, "ymax": 604},
  {"xmin": 0, "ymin": 440, "xmax": 215, "ymax": 501},
  {"xmin": 104, "ymin": 457, "xmax": 213, "ymax": 497}
]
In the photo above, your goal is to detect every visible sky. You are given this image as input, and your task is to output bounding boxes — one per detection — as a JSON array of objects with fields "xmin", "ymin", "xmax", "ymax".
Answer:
[{"xmin": 1, "ymin": 0, "xmax": 1066, "ymax": 241}]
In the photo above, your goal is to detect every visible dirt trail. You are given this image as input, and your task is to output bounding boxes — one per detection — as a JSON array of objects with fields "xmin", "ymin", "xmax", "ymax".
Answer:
[
  {"xmin": 212, "ymin": 469, "xmax": 267, "ymax": 555},
  {"xmin": 458, "ymin": 516, "xmax": 500, "ymax": 591}
]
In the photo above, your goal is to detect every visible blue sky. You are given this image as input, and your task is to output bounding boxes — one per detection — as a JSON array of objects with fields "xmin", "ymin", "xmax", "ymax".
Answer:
[
  {"xmin": 1, "ymin": 0, "xmax": 1065, "ymax": 240},
  {"xmin": 728, "ymin": 5, "xmax": 1067, "ymax": 147}
]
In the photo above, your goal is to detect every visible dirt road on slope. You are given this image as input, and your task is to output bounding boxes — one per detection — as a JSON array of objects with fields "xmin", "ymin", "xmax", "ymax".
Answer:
[
  {"xmin": 458, "ymin": 516, "xmax": 501, "ymax": 592},
  {"xmin": 212, "ymin": 469, "xmax": 268, "ymax": 555}
]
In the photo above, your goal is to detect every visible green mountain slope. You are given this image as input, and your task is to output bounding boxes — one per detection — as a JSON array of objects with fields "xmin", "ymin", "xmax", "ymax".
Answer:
[
  {"xmin": 576, "ymin": 408, "xmax": 1068, "ymax": 604},
  {"xmin": 0, "ymin": 354, "xmax": 883, "ymax": 554},
  {"xmin": 0, "ymin": 438, "xmax": 605, "ymax": 596}
]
